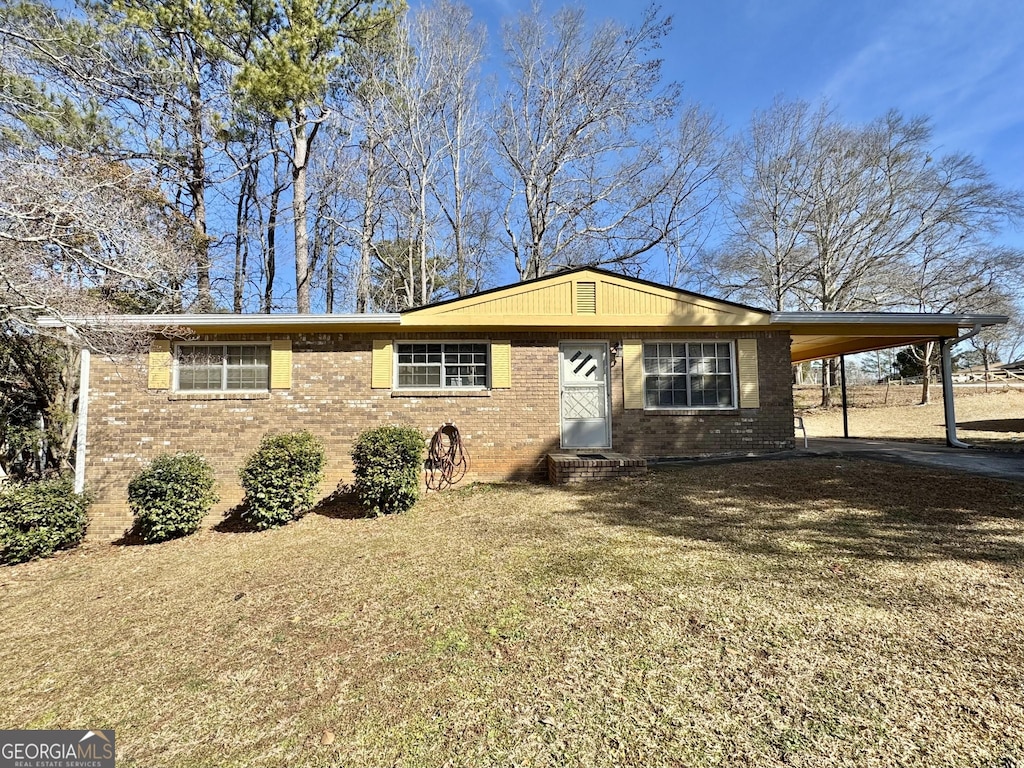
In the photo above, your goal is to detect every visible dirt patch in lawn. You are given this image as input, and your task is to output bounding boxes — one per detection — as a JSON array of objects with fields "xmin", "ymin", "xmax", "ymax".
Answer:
[
  {"xmin": 798, "ymin": 386, "xmax": 1024, "ymax": 451},
  {"xmin": 1, "ymin": 458, "xmax": 1023, "ymax": 767}
]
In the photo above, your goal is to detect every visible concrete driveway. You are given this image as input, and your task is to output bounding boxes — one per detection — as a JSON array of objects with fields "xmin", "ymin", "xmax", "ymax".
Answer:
[{"xmin": 804, "ymin": 438, "xmax": 1024, "ymax": 484}]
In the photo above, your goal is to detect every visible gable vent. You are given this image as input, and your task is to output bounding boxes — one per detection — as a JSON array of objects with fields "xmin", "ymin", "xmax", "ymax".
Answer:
[{"xmin": 576, "ymin": 282, "xmax": 597, "ymax": 314}]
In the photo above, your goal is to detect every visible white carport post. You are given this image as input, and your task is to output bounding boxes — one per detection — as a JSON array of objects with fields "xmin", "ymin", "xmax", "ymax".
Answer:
[
  {"xmin": 940, "ymin": 325, "xmax": 982, "ymax": 449},
  {"xmin": 74, "ymin": 348, "xmax": 90, "ymax": 493}
]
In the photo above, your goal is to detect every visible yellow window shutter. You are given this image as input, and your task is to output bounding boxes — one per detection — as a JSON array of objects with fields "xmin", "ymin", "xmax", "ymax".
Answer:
[
  {"xmin": 490, "ymin": 340, "xmax": 511, "ymax": 388},
  {"xmin": 371, "ymin": 339, "xmax": 393, "ymax": 389},
  {"xmin": 148, "ymin": 339, "xmax": 171, "ymax": 389},
  {"xmin": 737, "ymin": 338, "xmax": 760, "ymax": 408},
  {"xmin": 622, "ymin": 338, "xmax": 644, "ymax": 410},
  {"xmin": 270, "ymin": 339, "xmax": 292, "ymax": 389}
]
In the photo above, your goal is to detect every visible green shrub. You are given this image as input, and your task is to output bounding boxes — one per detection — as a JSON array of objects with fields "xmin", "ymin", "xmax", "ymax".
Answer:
[
  {"xmin": 238, "ymin": 431, "xmax": 325, "ymax": 529},
  {"xmin": 0, "ymin": 475, "xmax": 90, "ymax": 564},
  {"xmin": 352, "ymin": 425, "xmax": 426, "ymax": 516},
  {"xmin": 127, "ymin": 453, "xmax": 219, "ymax": 543}
]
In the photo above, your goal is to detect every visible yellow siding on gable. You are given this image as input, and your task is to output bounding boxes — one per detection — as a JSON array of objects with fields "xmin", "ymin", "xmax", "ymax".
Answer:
[
  {"xmin": 737, "ymin": 338, "xmax": 760, "ymax": 409},
  {"xmin": 270, "ymin": 339, "xmax": 292, "ymax": 389},
  {"xmin": 371, "ymin": 339, "xmax": 393, "ymax": 389},
  {"xmin": 602, "ymin": 281, "xmax": 719, "ymax": 317},
  {"xmin": 148, "ymin": 340, "xmax": 171, "ymax": 389},
  {"xmin": 438, "ymin": 281, "xmax": 572, "ymax": 316},
  {"xmin": 490, "ymin": 340, "xmax": 511, "ymax": 388},
  {"xmin": 622, "ymin": 339, "xmax": 644, "ymax": 410},
  {"xmin": 400, "ymin": 268, "xmax": 771, "ymax": 327}
]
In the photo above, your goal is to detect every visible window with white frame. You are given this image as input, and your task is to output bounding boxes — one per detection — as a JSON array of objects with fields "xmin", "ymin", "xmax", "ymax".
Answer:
[
  {"xmin": 643, "ymin": 342, "xmax": 735, "ymax": 408},
  {"xmin": 175, "ymin": 344, "xmax": 270, "ymax": 391},
  {"xmin": 395, "ymin": 342, "xmax": 488, "ymax": 389}
]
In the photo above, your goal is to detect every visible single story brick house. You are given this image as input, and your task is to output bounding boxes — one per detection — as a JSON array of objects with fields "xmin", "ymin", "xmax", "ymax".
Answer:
[{"xmin": 43, "ymin": 268, "xmax": 1006, "ymax": 539}]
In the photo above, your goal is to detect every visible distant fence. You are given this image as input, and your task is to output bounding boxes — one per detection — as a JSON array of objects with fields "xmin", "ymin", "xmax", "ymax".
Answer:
[
  {"xmin": 951, "ymin": 370, "xmax": 1024, "ymax": 384},
  {"xmin": 793, "ymin": 376, "xmax": 1023, "ymax": 410}
]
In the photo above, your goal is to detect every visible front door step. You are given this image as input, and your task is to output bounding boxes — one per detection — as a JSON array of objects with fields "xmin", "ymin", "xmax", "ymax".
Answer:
[{"xmin": 547, "ymin": 452, "xmax": 648, "ymax": 484}]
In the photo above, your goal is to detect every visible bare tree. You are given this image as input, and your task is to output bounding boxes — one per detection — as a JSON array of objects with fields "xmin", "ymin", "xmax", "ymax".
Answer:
[
  {"xmin": 335, "ymin": 1, "xmax": 493, "ymax": 310},
  {"xmin": 0, "ymin": 156, "xmax": 195, "ymax": 338},
  {"xmin": 716, "ymin": 99, "xmax": 828, "ymax": 310},
  {"xmin": 421, "ymin": 0, "xmax": 492, "ymax": 297},
  {"xmin": 901, "ymin": 236, "xmax": 1024, "ymax": 402},
  {"xmin": 493, "ymin": 3, "xmax": 722, "ymax": 280},
  {"xmin": 0, "ymin": 155, "xmax": 196, "ymax": 470},
  {"xmin": 374, "ymin": 7, "xmax": 448, "ymax": 307},
  {"xmin": 330, "ymin": 23, "xmax": 403, "ymax": 313},
  {"xmin": 723, "ymin": 101, "xmax": 1024, "ymax": 405},
  {"xmin": 957, "ymin": 291, "xmax": 1021, "ymax": 391}
]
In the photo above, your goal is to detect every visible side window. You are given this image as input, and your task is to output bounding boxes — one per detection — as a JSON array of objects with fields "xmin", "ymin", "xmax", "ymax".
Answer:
[
  {"xmin": 395, "ymin": 343, "xmax": 489, "ymax": 389},
  {"xmin": 176, "ymin": 344, "xmax": 270, "ymax": 391},
  {"xmin": 642, "ymin": 342, "xmax": 734, "ymax": 408}
]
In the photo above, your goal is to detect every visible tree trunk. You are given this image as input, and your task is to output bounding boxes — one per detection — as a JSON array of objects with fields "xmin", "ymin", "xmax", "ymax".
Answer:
[
  {"xmin": 57, "ymin": 345, "xmax": 80, "ymax": 470},
  {"xmin": 357, "ymin": 140, "xmax": 377, "ymax": 313},
  {"xmin": 820, "ymin": 358, "xmax": 833, "ymax": 408},
  {"xmin": 187, "ymin": 71, "xmax": 212, "ymax": 313},
  {"xmin": 325, "ymin": 242, "xmax": 334, "ymax": 313},
  {"xmin": 919, "ymin": 341, "xmax": 935, "ymax": 405},
  {"xmin": 451, "ymin": 119, "xmax": 467, "ymax": 296},
  {"xmin": 419, "ymin": 184, "xmax": 429, "ymax": 306},
  {"xmin": 292, "ymin": 117, "xmax": 311, "ymax": 313},
  {"xmin": 263, "ymin": 153, "xmax": 282, "ymax": 314},
  {"xmin": 263, "ymin": 183, "xmax": 279, "ymax": 313},
  {"xmin": 983, "ymin": 345, "xmax": 990, "ymax": 393},
  {"xmin": 232, "ymin": 164, "xmax": 253, "ymax": 313}
]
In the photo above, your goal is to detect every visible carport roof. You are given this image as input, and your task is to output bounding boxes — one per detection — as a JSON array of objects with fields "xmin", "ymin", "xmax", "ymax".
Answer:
[{"xmin": 772, "ymin": 312, "xmax": 1009, "ymax": 363}]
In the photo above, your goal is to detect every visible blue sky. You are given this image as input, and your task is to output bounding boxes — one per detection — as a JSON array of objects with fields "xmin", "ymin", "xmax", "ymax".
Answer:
[{"xmin": 459, "ymin": 0, "xmax": 1024, "ymax": 249}]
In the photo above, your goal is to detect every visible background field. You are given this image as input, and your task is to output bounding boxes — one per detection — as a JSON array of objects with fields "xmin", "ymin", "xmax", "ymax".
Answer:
[{"xmin": 796, "ymin": 386, "xmax": 1024, "ymax": 451}]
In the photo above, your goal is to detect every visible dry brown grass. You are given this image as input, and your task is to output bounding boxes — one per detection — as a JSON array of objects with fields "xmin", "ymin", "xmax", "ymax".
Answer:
[
  {"xmin": 2, "ymin": 459, "xmax": 1024, "ymax": 767},
  {"xmin": 797, "ymin": 386, "xmax": 1024, "ymax": 451}
]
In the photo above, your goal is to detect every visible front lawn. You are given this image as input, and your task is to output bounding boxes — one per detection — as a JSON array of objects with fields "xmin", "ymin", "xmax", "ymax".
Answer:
[{"xmin": 1, "ymin": 458, "xmax": 1022, "ymax": 767}]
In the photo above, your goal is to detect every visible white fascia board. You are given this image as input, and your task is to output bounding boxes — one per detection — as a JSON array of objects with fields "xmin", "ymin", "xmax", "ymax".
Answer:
[
  {"xmin": 37, "ymin": 313, "xmax": 403, "ymax": 328},
  {"xmin": 770, "ymin": 312, "xmax": 1009, "ymax": 327}
]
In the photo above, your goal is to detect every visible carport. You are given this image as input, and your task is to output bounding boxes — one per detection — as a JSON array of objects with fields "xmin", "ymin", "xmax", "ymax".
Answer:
[{"xmin": 770, "ymin": 311, "xmax": 1009, "ymax": 447}]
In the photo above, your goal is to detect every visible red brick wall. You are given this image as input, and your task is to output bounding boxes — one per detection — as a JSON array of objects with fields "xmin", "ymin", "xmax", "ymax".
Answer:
[
  {"xmin": 612, "ymin": 330, "xmax": 795, "ymax": 456},
  {"xmin": 83, "ymin": 330, "xmax": 793, "ymax": 539}
]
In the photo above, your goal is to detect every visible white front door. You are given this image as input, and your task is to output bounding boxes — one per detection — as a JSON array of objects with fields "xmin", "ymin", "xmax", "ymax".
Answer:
[{"xmin": 559, "ymin": 342, "xmax": 611, "ymax": 449}]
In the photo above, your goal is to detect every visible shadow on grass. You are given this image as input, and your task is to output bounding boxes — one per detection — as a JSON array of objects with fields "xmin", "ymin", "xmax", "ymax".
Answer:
[
  {"xmin": 111, "ymin": 526, "xmax": 147, "ymax": 547},
  {"xmin": 551, "ymin": 457, "xmax": 1024, "ymax": 565},
  {"xmin": 311, "ymin": 489, "xmax": 367, "ymax": 520},
  {"xmin": 959, "ymin": 418, "xmax": 1024, "ymax": 433},
  {"xmin": 212, "ymin": 504, "xmax": 260, "ymax": 534},
  {"xmin": 210, "ymin": 487, "xmax": 371, "ymax": 533}
]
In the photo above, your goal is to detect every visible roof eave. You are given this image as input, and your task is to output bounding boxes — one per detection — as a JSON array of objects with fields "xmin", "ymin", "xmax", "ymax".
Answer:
[
  {"xmin": 37, "ymin": 313, "xmax": 403, "ymax": 329},
  {"xmin": 771, "ymin": 312, "xmax": 1008, "ymax": 327}
]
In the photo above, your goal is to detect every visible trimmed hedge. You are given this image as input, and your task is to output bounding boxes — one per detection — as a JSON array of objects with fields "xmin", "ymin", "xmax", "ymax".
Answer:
[
  {"xmin": 238, "ymin": 431, "xmax": 325, "ymax": 529},
  {"xmin": 352, "ymin": 425, "xmax": 426, "ymax": 516},
  {"xmin": 0, "ymin": 475, "xmax": 90, "ymax": 564},
  {"xmin": 128, "ymin": 453, "xmax": 219, "ymax": 543}
]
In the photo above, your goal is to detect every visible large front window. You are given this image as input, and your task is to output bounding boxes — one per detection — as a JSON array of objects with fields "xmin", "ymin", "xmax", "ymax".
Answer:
[
  {"xmin": 643, "ymin": 342, "xmax": 734, "ymax": 408},
  {"xmin": 396, "ymin": 343, "xmax": 488, "ymax": 389},
  {"xmin": 176, "ymin": 344, "xmax": 270, "ymax": 391}
]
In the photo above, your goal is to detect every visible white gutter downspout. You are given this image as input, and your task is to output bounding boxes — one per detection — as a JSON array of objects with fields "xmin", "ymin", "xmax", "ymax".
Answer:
[
  {"xmin": 74, "ymin": 348, "xmax": 90, "ymax": 494},
  {"xmin": 941, "ymin": 325, "xmax": 983, "ymax": 449}
]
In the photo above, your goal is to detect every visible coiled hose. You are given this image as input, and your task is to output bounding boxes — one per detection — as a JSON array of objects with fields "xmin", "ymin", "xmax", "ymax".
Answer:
[{"xmin": 426, "ymin": 422, "xmax": 468, "ymax": 490}]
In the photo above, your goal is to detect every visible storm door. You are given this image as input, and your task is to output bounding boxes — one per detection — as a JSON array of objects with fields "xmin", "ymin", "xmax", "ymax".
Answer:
[{"xmin": 559, "ymin": 342, "xmax": 611, "ymax": 449}]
